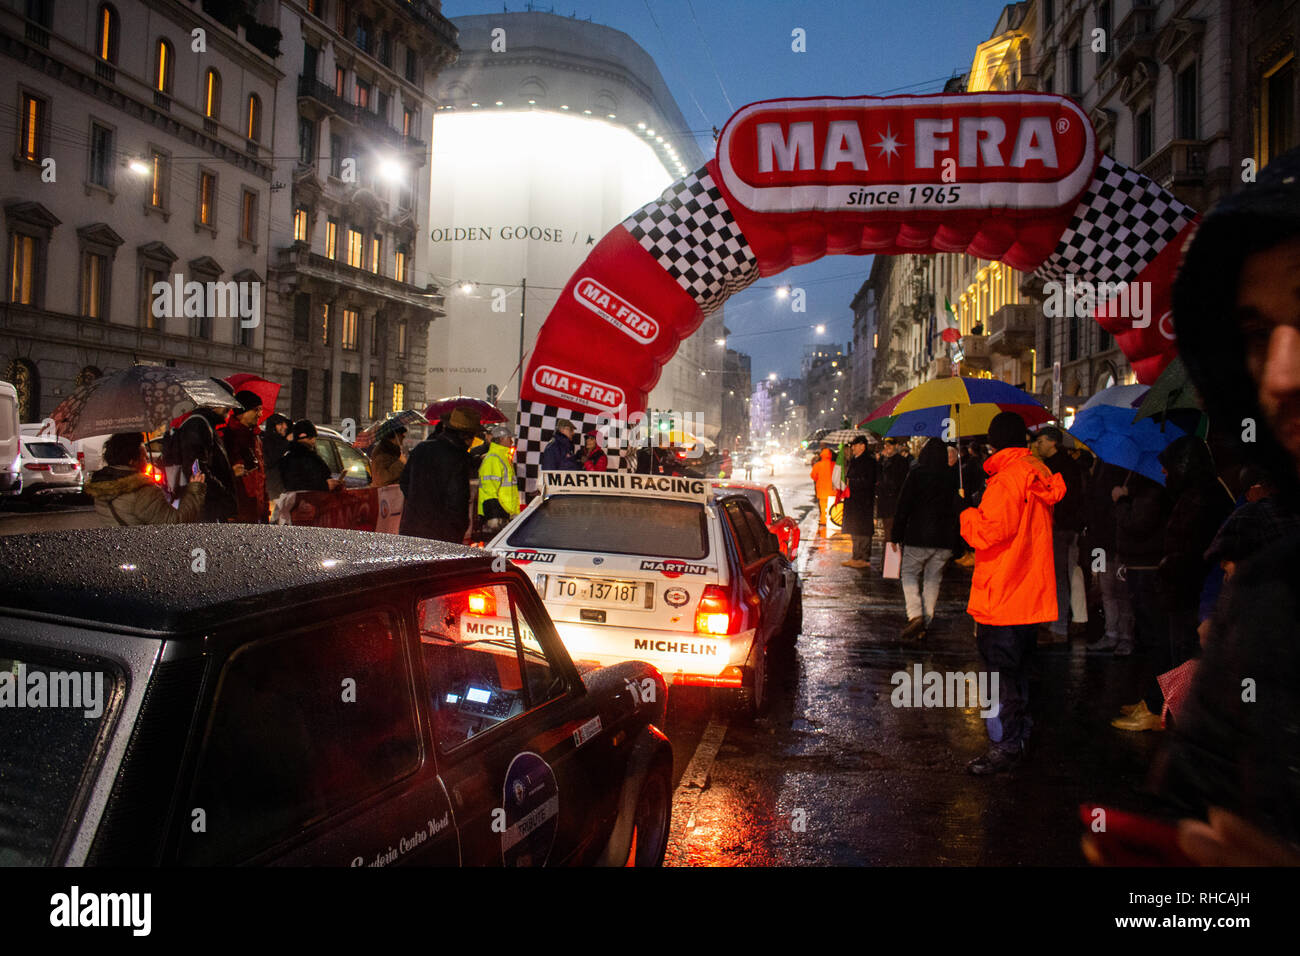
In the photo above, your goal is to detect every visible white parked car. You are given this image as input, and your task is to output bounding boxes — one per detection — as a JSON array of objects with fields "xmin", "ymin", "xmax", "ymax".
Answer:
[
  {"xmin": 0, "ymin": 380, "xmax": 20, "ymax": 496},
  {"xmin": 486, "ymin": 470, "xmax": 802, "ymax": 716},
  {"xmin": 17, "ymin": 436, "xmax": 83, "ymax": 496}
]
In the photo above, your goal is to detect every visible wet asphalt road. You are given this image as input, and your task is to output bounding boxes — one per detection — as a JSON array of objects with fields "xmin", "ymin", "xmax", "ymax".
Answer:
[{"xmin": 663, "ymin": 458, "xmax": 1164, "ymax": 866}]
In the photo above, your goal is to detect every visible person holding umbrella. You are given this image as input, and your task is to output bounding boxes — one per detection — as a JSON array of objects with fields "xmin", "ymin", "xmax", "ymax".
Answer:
[{"xmin": 841, "ymin": 435, "xmax": 877, "ymax": 568}]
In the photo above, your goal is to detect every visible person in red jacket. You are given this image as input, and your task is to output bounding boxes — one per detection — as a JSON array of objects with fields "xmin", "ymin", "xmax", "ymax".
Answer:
[{"xmin": 959, "ymin": 411, "xmax": 1066, "ymax": 775}]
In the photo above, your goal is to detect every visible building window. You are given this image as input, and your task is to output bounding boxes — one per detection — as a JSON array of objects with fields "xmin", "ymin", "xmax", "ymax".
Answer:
[
  {"xmin": 394, "ymin": 247, "xmax": 407, "ymax": 283},
  {"xmin": 336, "ymin": 0, "xmax": 349, "ymax": 36},
  {"xmin": 155, "ymin": 38, "xmax": 173, "ymax": 94},
  {"xmin": 355, "ymin": 77, "xmax": 370, "ymax": 109},
  {"xmin": 246, "ymin": 94, "xmax": 261, "ymax": 142},
  {"xmin": 1263, "ymin": 57, "xmax": 1295, "ymax": 165},
  {"xmin": 397, "ymin": 320, "xmax": 407, "ymax": 358},
  {"xmin": 376, "ymin": 90, "xmax": 389, "ymax": 123},
  {"xmin": 1041, "ymin": 315, "xmax": 1053, "ymax": 366},
  {"xmin": 378, "ymin": 31, "xmax": 393, "ymax": 68},
  {"xmin": 1067, "ymin": 39, "xmax": 1081, "ymax": 96},
  {"xmin": 403, "ymin": 108, "xmax": 414, "ymax": 138},
  {"xmin": 325, "ymin": 218, "xmax": 338, "ymax": 258},
  {"xmin": 370, "ymin": 314, "xmax": 380, "ymax": 352},
  {"xmin": 96, "ymin": 4, "xmax": 118, "ymax": 63},
  {"xmin": 330, "ymin": 133, "xmax": 344, "ymax": 178},
  {"xmin": 197, "ymin": 171, "xmax": 216, "ymax": 227},
  {"xmin": 1041, "ymin": 68, "xmax": 1054, "ymax": 95},
  {"xmin": 346, "ymin": 227, "xmax": 363, "ymax": 268},
  {"xmin": 150, "ymin": 149, "xmax": 169, "ymax": 208},
  {"xmin": 354, "ymin": 14, "xmax": 372, "ymax": 54},
  {"xmin": 322, "ymin": 302, "xmax": 330, "ymax": 345},
  {"xmin": 1068, "ymin": 314, "xmax": 1079, "ymax": 361},
  {"xmin": 1176, "ymin": 64, "xmax": 1199, "ymax": 140},
  {"xmin": 1096, "ymin": 1, "xmax": 1111, "ymax": 67},
  {"xmin": 321, "ymin": 375, "xmax": 331, "ymax": 420},
  {"xmin": 204, "ymin": 69, "xmax": 221, "ymax": 120},
  {"xmin": 391, "ymin": 382, "xmax": 404, "ymax": 412},
  {"xmin": 405, "ymin": 47, "xmax": 417, "ymax": 83},
  {"xmin": 291, "ymin": 368, "xmax": 308, "ymax": 420},
  {"xmin": 9, "ymin": 234, "xmax": 38, "ymax": 305},
  {"xmin": 18, "ymin": 92, "xmax": 45, "ymax": 162},
  {"xmin": 369, "ymin": 235, "xmax": 381, "ymax": 274},
  {"xmin": 341, "ymin": 308, "xmax": 359, "ymax": 350},
  {"xmin": 1135, "ymin": 107, "xmax": 1153, "ymax": 162},
  {"xmin": 298, "ymin": 117, "xmax": 316, "ymax": 165},
  {"xmin": 140, "ymin": 266, "xmax": 164, "ymax": 328},
  {"xmin": 334, "ymin": 65, "xmax": 346, "ymax": 98},
  {"xmin": 293, "ymin": 293, "xmax": 311, "ymax": 341},
  {"xmin": 1041, "ymin": 0, "xmax": 1054, "ymax": 28},
  {"xmin": 240, "ymin": 190, "xmax": 257, "ymax": 243},
  {"xmin": 303, "ymin": 43, "xmax": 319, "ymax": 80},
  {"xmin": 88, "ymin": 123, "xmax": 113, "ymax": 188},
  {"xmin": 368, "ymin": 379, "xmax": 376, "ymax": 419},
  {"xmin": 26, "ymin": 0, "xmax": 53, "ymax": 29},
  {"xmin": 293, "ymin": 206, "xmax": 309, "ymax": 242},
  {"xmin": 80, "ymin": 252, "xmax": 106, "ymax": 319},
  {"xmin": 1098, "ymin": 324, "xmax": 1111, "ymax": 352},
  {"xmin": 305, "ymin": 0, "xmax": 320, "ymax": 17}
]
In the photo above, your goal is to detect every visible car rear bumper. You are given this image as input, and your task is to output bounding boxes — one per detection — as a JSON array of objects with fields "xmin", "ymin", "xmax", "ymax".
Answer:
[{"xmin": 552, "ymin": 620, "xmax": 756, "ymax": 684}]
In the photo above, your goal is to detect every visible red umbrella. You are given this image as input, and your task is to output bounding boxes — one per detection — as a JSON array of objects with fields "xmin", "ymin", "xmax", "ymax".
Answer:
[
  {"xmin": 225, "ymin": 374, "xmax": 281, "ymax": 425},
  {"xmin": 423, "ymin": 396, "xmax": 506, "ymax": 426}
]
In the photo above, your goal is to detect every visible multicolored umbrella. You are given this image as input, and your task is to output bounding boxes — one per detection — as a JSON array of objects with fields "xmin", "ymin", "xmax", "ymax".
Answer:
[
  {"xmin": 1067, "ymin": 385, "xmax": 1186, "ymax": 485},
  {"xmin": 354, "ymin": 410, "xmax": 428, "ymax": 451},
  {"xmin": 51, "ymin": 365, "xmax": 238, "ymax": 440},
  {"xmin": 859, "ymin": 377, "xmax": 1052, "ymax": 438},
  {"xmin": 423, "ymin": 396, "xmax": 507, "ymax": 426}
]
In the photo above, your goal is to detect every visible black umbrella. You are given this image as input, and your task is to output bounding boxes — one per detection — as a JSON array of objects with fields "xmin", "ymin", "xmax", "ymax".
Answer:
[
  {"xmin": 51, "ymin": 365, "xmax": 239, "ymax": 440},
  {"xmin": 354, "ymin": 410, "xmax": 427, "ymax": 450}
]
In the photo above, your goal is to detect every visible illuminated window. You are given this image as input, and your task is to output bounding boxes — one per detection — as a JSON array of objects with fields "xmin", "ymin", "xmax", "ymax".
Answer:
[
  {"xmin": 81, "ymin": 252, "xmax": 105, "ymax": 319},
  {"xmin": 325, "ymin": 218, "xmax": 338, "ymax": 258},
  {"xmin": 334, "ymin": 65, "xmax": 346, "ymax": 98},
  {"xmin": 293, "ymin": 206, "xmax": 308, "ymax": 241},
  {"xmin": 18, "ymin": 93, "xmax": 44, "ymax": 162},
  {"xmin": 240, "ymin": 190, "xmax": 257, "ymax": 243},
  {"xmin": 391, "ymin": 382, "xmax": 404, "ymax": 412},
  {"xmin": 355, "ymin": 77, "xmax": 370, "ymax": 110},
  {"xmin": 341, "ymin": 308, "xmax": 359, "ymax": 350},
  {"xmin": 396, "ymin": 320, "xmax": 407, "ymax": 358},
  {"xmin": 155, "ymin": 39, "xmax": 173, "ymax": 94},
  {"xmin": 96, "ymin": 4, "xmax": 118, "ymax": 63},
  {"xmin": 150, "ymin": 149, "xmax": 168, "ymax": 208},
  {"xmin": 9, "ymin": 234, "xmax": 37, "ymax": 304},
  {"xmin": 346, "ymin": 228, "xmax": 363, "ymax": 268},
  {"xmin": 403, "ymin": 108, "xmax": 414, "ymax": 137},
  {"xmin": 1262, "ymin": 56, "xmax": 1296, "ymax": 165},
  {"xmin": 394, "ymin": 247, "xmax": 407, "ymax": 283},
  {"xmin": 246, "ymin": 94, "xmax": 262, "ymax": 141},
  {"xmin": 141, "ymin": 266, "xmax": 164, "ymax": 329},
  {"xmin": 204, "ymin": 69, "xmax": 221, "ymax": 120},
  {"xmin": 368, "ymin": 379, "xmax": 376, "ymax": 418},
  {"xmin": 369, "ymin": 235, "xmax": 381, "ymax": 273},
  {"xmin": 322, "ymin": 302, "xmax": 330, "ymax": 345},
  {"xmin": 197, "ymin": 171, "xmax": 215, "ymax": 226}
]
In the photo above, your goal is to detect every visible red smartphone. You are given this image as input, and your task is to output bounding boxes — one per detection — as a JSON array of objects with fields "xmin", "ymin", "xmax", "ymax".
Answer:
[{"xmin": 1079, "ymin": 804, "xmax": 1198, "ymax": 866}]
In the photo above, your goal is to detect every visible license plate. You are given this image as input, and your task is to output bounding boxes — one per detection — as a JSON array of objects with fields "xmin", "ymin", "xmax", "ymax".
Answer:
[
  {"xmin": 52, "ymin": 464, "xmax": 71, "ymax": 473},
  {"xmin": 551, "ymin": 576, "xmax": 640, "ymax": 607}
]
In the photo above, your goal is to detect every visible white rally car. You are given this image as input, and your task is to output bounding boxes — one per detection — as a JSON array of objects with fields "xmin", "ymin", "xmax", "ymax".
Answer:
[{"xmin": 486, "ymin": 470, "xmax": 802, "ymax": 716}]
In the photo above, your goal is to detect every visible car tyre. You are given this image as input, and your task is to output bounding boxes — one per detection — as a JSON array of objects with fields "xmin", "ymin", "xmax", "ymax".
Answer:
[
  {"xmin": 734, "ymin": 637, "xmax": 768, "ymax": 722},
  {"xmin": 625, "ymin": 760, "xmax": 672, "ymax": 867}
]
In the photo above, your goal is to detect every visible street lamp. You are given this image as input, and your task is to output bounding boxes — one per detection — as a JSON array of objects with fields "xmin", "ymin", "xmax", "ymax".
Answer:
[
  {"xmin": 775, "ymin": 286, "xmax": 790, "ymax": 300},
  {"xmin": 128, "ymin": 158, "xmax": 150, "ymax": 176},
  {"xmin": 815, "ymin": 324, "xmax": 826, "ymax": 335}
]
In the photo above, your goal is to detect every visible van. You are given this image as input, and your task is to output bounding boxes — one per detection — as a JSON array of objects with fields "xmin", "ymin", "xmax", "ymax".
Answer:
[{"xmin": 0, "ymin": 380, "xmax": 21, "ymax": 496}]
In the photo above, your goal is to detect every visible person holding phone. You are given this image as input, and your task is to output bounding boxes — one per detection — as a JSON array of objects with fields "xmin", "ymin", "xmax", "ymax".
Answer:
[{"xmin": 86, "ymin": 432, "xmax": 206, "ymax": 526}]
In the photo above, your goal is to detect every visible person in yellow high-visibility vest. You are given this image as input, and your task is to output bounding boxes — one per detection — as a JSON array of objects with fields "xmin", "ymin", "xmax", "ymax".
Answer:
[{"xmin": 477, "ymin": 424, "xmax": 520, "ymax": 533}]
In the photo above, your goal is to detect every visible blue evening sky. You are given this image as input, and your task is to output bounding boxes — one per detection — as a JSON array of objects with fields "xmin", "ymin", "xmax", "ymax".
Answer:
[{"xmin": 441, "ymin": 0, "xmax": 1016, "ymax": 379}]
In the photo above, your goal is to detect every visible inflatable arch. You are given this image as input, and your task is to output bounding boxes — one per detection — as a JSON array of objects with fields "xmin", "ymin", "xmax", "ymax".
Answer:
[{"xmin": 515, "ymin": 93, "xmax": 1197, "ymax": 492}]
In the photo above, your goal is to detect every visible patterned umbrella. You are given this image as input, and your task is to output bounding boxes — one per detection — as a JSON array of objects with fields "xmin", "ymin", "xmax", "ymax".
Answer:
[
  {"xmin": 859, "ymin": 377, "xmax": 1051, "ymax": 438},
  {"xmin": 51, "ymin": 365, "xmax": 239, "ymax": 440},
  {"xmin": 354, "ymin": 410, "xmax": 428, "ymax": 451},
  {"xmin": 423, "ymin": 396, "xmax": 507, "ymax": 426},
  {"xmin": 1067, "ymin": 384, "xmax": 1185, "ymax": 486}
]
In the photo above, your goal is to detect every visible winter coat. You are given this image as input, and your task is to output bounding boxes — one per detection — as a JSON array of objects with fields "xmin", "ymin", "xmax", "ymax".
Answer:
[
  {"xmin": 1158, "ymin": 436, "xmax": 1235, "ymax": 612},
  {"xmin": 223, "ymin": 418, "xmax": 266, "ymax": 523},
  {"xmin": 841, "ymin": 451, "xmax": 877, "ymax": 535},
  {"xmin": 581, "ymin": 446, "xmax": 608, "ymax": 472},
  {"xmin": 890, "ymin": 440, "xmax": 961, "ymax": 550},
  {"xmin": 369, "ymin": 437, "xmax": 405, "ymax": 487},
  {"xmin": 1082, "ymin": 461, "xmax": 1125, "ymax": 555},
  {"xmin": 173, "ymin": 409, "xmax": 237, "ymax": 522},
  {"xmin": 278, "ymin": 442, "xmax": 333, "ymax": 493},
  {"xmin": 261, "ymin": 421, "xmax": 292, "ymax": 500},
  {"xmin": 959, "ymin": 446, "xmax": 1066, "ymax": 625},
  {"xmin": 85, "ymin": 465, "xmax": 206, "ymax": 526},
  {"xmin": 1043, "ymin": 450, "xmax": 1085, "ymax": 533},
  {"xmin": 477, "ymin": 441, "xmax": 520, "ymax": 517},
  {"xmin": 960, "ymin": 452, "xmax": 987, "ymax": 504},
  {"xmin": 1114, "ymin": 475, "xmax": 1171, "ymax": 567},
  {"xmin": 876, "ymin": 453, "xmax": 910, "ymax": 518},
  {"xmin": 400, "ymin": 431, "xmax": 473, "ymax": 543},
  {"xmin": 540, "ymin": 432, "xmax": 579, "ymax": 471},
  {"xmin": 810, "ymin": 449, "xmax": 835, "ymax": 498}
]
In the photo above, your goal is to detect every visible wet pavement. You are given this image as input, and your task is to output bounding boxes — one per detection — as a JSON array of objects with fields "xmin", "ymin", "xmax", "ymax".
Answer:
[{"xmin": 665, "ymin": 460, "xmax": 1164, "ymax": 866}]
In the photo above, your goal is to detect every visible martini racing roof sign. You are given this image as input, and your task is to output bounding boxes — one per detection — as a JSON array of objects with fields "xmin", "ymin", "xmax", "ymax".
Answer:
[{"xmin": 540, "ymin": 470, "xmax": 709, "ymax": 501}]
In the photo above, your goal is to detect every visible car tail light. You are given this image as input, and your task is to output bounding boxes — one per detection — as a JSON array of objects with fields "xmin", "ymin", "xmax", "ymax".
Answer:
[
  {"xmin": 77, "ymin": 451, "xmax": 85, "ymax": 467},
  {"xmin": 23, "ymin": 463, "xmax": 50, "ymax": 471},
  {"xmin": 695, "ymin": 585, "xmax": 737, "ymax": 635},
  {"xmin": 467, "ymin": 590, "xmax": 496, "ymax": 616}
]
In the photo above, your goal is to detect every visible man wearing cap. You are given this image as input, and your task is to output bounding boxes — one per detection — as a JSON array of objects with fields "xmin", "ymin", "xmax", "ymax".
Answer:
[
  {"xmin": 959, "ymin": 411, "xmax": 1065, "ymax": 774},
  {"xmin": 876, "ymin": 437, "xmax": 910, "ymax": 541},
  {"xmin": 224, "ymin": 390, "xmax": 267, "ymax": 522},
  {"xmin": 541, "ymin": 419, "xmax": 580, "ymax": 471},
  {"xmin": 278, "ymin": 420, "xmax": 340, "ymax": 493},
  {"xmin": 841, "ymin": 435, "xmax": 877, "ymax": 568},
  {"xmin": 477, "ymin": 424, "xmax": 520, "ymax": 534},
  {"xmin": 580, "ymin": 430, "xmax": 608, "ymax": 471},
  {"xmin": 401, "ymin": 406, "xmax": 480, "ymax": 543}
]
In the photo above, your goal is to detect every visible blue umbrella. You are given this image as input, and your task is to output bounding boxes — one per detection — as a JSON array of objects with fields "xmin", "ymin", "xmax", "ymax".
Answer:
[{"xmin": 1068, "ymin": 385, "xmax": 1186, "ymax": 485}]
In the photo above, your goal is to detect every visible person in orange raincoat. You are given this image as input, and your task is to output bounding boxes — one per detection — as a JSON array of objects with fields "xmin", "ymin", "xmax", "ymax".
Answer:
[
  {"xmin": 959, "ymin": 412, "xmax": 1065, "ymax": 776},
  {"xmin": 810, "ymin": 447, "xmax": 835, "ymax": 526}
]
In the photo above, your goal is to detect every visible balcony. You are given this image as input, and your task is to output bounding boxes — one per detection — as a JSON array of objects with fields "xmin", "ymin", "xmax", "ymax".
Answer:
[
  {"xmin": 274, "ymin": 245, "xmax": 444, "ymax": 313},
  {"xmin": 986, "ymin": 304, "xmax": 1037, "ymax": 356},
  {"xmin": 24, "ymin": 23, "xmax": 49, "ymax": 48},
  {"xmin": 956, "ymin": 333, "xmax": 993, "ymax": 371},
  {"xmin": 1137, "ymin": 139, "xmax": 1208, "ymax": 190},
  {"xmin": 297, "ymin": 75, "xmax": 426, "ymax": 152},
  {"xmin": 1113, "ymin": 3, "xmax": 1157, "ymax": 72}
]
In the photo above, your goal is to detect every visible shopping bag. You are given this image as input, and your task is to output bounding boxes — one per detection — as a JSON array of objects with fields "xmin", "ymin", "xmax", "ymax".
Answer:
[
  {"xmin": 1070, "ymin": 564, "xmax": 1088, "ymax": 623},
  {"xmin": 883, "ymin": 542, "xmax": 902, "ymax": 579}
]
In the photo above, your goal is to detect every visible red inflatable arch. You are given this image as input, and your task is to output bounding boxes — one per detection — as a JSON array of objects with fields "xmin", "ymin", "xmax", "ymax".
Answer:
[{"xmin": 516, "ymin": 93, "xmax": 1197, "ymax": 492}]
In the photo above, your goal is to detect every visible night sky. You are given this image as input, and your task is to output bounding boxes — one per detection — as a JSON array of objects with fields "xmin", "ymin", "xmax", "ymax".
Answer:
[{"xmin": 441, "ymin": 0, "xmax": 1014, "ymax": 380}]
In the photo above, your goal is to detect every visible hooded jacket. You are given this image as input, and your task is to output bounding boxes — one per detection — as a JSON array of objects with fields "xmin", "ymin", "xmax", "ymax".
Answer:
[
  {"xmin": 890, "ymin": 439, "xmax": 961, "ymax": 550},
  {"xmin": 1157, "ymin": 435, "xmax": 1234, "ymax": 611},
  {"xmin": 85, "ymin": 465, "xmax": 206, "ymax": 526},
  {"xmin": 959, "ymin": 446, "xmax": 1066, "ymax": 625},
  {"xmin": 810, "ymin": 448, "xmax": 835, "ymax": 498},
  {"xmin": 1152, "ymin": 146, "xmax": 1300, "ymax": 845},
  {"xmin": 369, "ymin": 436, "xmax": 405, "ymax": 487},
  {"xmin": 400, "ymin": 430, "xmax": 473, "ymax": 542}
]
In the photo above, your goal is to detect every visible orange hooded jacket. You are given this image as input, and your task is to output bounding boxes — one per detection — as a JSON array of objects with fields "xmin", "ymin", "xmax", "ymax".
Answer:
[
  {"xmin": 959, "ymin": 446, "xmax": 1066, "ymax": 626},
  {"xmin": 810, "ymin": 448, "xmax": 835, "ymax": 498}
]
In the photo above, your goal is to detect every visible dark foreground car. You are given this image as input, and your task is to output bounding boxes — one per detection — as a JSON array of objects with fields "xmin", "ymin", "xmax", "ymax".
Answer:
[{"xmin": 0, "ymin": 526, "xmax": 672, "ymax": 867}]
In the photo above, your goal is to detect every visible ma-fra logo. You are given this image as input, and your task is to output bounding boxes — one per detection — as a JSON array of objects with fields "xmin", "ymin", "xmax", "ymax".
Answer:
[
  {"xmin": 531, "ymin": 365, "xmax": 625, "ymax": 411},
  {"xmin": 640, "ymin": 559, "xmax": 709, "ymax": 577},
  {"xmin": 574, "ymin": 278, "xmax": 659, "ymax": 344}
]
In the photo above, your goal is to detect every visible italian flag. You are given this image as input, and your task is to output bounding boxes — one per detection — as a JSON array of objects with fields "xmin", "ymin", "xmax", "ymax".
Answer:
[{"xmin": 939, "ymin": 297, "xmax": 961, "ymax": 343}]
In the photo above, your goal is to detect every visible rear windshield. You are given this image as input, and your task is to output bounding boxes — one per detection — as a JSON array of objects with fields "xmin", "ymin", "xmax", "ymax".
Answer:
[
  {"xmin": 0, "ymin": 646, "xmax": 118, "ymax": 865},
  {"xmin": 24, "ymin": 442, "xmax": 69, "ymax": 459},
  {"xmin": 507, "ymin": 494, "xmax": 709, "ymax": 559}
]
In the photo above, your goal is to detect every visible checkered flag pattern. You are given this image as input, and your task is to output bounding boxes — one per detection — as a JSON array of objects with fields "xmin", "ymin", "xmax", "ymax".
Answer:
[
  {"xmin": 516, "ymin": 399, "xmax": 625, "ymax": 497},
  {"xmin": 1033, "ymin": 154, "xmax": 1194, "ymax": 287},
  {"xmin": 622, "ymin": 165, "xmax": 761, "ymax": 315}
]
